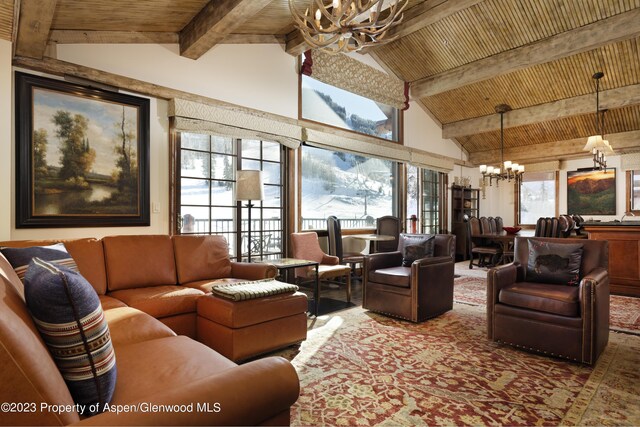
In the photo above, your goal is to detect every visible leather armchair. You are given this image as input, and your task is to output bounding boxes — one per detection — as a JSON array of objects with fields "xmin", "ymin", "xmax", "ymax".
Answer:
[
  {"xmin": 363, "ymin": 234, "xmax": 455, "ymax": 322},
  {"xmin": 487, "ymin": 237, "xmax": 609, "ymax": 364}
]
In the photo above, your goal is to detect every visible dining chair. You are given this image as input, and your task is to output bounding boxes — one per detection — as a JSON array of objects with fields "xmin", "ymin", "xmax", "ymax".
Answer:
[
  {"xmin": 374, "ymin": 215, "xmax": 401, "ymax": 253},
  {"xmin": 326, "ymin": 216, "xmax": 365, "ymax": 276},
  {"xmin": 494, "ymin": 216, "xmax": 504, "ymax": 232},
  {"xmin": 290, "ymin": 232, "xmax": 352, "ymax": 303},
  {"xmin": 480, "ymin": 216, "xmax": 493, "ymax": 234},
  {"xmin": 466, "ymin": 216, "xmax": 502, "ymax": 268},
  {"xmin": 488, "ymin": 217, "xmax": 497, "ymax": 233}
]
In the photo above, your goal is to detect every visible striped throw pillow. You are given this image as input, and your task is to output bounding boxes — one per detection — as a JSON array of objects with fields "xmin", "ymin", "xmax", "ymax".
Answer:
[
  {"xmin": 0, "ymin": 242, "xmax": 78, "ymax": 282},
  {"xmin": 24, "ymin": 258, "xmax": 116, "ymax": 415}
]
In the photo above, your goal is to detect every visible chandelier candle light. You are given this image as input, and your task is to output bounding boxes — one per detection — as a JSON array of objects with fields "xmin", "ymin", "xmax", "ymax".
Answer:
[
  {"xmin": 479, "ymin": 104, "xmax": 524, "ymax": 187},
  {"xmin": 583, "ymin": 72, "xmax": 614, "ymax": 170},
  {"xmin": 289, "ymin": 0, "xmax": 408, "ymax": 53}
]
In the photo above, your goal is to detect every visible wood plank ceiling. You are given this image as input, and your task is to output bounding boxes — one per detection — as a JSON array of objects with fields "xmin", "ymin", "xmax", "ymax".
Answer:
[{"xmin": 6, "ymin": 0, "xmax": 640, "ymax": 166}]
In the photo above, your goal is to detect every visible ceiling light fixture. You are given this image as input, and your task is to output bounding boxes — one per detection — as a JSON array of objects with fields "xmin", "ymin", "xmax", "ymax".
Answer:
[
  {"xmin": 583, "ymin": 71, "xmax": 613, "ymax": 170},
  {"xmin": 479, "ymin": 104, "xmax": 524, "ymax": 187},
  {"xmin": 289, "ymin": 0, "xmax": 408, "ymax": 53}
]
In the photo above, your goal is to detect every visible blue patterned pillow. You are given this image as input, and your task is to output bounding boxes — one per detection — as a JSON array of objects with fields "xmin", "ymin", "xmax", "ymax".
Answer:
[
  {"xmin": 24, "ymin": 258, "xmax": 116, "ymax": 415},
  {"xmin": 0, "ymin": 243, "xmax": 78, "ymax": 283}
]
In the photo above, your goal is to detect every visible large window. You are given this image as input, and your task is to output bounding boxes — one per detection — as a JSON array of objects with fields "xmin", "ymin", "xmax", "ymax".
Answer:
[
  {"xmin": 518, "ymin": 171, "xmax": 557, "ymax": 225},
  {"xmin": 300, "ymin": 145, "xmax": 397, "ymax": 230},
  {"xmin": 177, "ymin": 133, "xmax": 285, "ymax": 260},
  {"xmin": 301, "ymin": 75, "xmax": 400, "ymax": 142}
]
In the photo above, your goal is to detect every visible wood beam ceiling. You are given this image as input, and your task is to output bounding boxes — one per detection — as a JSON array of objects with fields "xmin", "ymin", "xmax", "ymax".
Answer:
[
  {"xmin": 49, "ymin": 30, "xmax": 179, "ymax": 44},
  {"xmin": 443, "ymin": 84, "xmax": 640, "ymax": 138},
  {"xmin": 411, "ymin": 8, "xmax": 640, "ymax": 99},
  {"xmin": 468, "ymin": 130, "xmax": 640, "ymax": 166},
  {"xmin": 179, "ymin": 0, "xmax": 271, "ymax": 60},
  {"xmin": 14, "ymin": 0, "xmax": 57, "ymax": 59},
  {"xmin": 361, "ymin": 0, "xmax": 484, "ymax": 53}
]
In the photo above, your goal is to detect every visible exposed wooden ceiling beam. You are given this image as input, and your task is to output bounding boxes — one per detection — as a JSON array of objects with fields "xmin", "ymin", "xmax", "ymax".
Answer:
[
  {"xmin": 49, "ymin": 30, "xmax": 179, "ymax": 44},
  {"xmin": 411, "ymin": 8, "xmax": 640, "ymax": 99},
  {"xmin": 361, "ymin": 0, "xmax": 484, "ymax": 53},
  {"xmin": 468, "ymin": 130, "xmax": 640, "ymax": 166},
  {"xmin": 179, "ymin": 0, "xmax": 271, "ymax": 60},
  {"xmin": 220, "ymin": 34, "xmax": 285, "ymax": 45},
  {"xmin": 14, "ymin": 0, "xmax": 57, "ymax": 59},
  {"xmin": 443, "ymin": 84, "xmax": 640, "ymax": 138},
  {"xmin": 285, "ymin": 29, "xmax": 307, "ymax": 56}
]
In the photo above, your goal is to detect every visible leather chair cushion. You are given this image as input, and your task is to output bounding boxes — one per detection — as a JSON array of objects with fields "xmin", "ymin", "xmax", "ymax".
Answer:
[
  {"xmin": 108, "ymin": 286, "xmax": 205, "ymax": 318},
  {"xmin": 526, "ymin": 240, "xmax": 583, "ymax": 286},
  {"xmin": 400, "ymin": 235, "xmax": 434, "ymax": 266},
  {"xmin": 105, "ymin": 307, "xmax": 176, "ymax": 347},
  {"xmin": 369, "ymin": 266, "xmax": 411, "ymax": 288},
  {"xmin": 499, "ymin": 281, "xmax": 580, "ymax": 317},
  {"xmin": 173, "ymin": 235, "xmax": 232, "ymax": 284}
]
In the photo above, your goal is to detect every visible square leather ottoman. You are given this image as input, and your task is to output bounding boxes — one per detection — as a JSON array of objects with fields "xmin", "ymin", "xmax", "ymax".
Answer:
[{"xmin": 197, "ymin": 289, "xmax": 308, "ymax": 362}]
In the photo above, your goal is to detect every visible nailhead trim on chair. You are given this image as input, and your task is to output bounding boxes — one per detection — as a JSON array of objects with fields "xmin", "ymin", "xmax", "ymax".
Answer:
[{"xmin": 495, "ymin": 340, "xmax": 579, "ymax": 362}]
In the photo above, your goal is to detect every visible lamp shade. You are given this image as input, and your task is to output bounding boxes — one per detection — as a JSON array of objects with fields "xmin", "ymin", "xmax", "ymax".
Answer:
[
  {"xmin": 583, "ymin": 134, "xmax": 603, "ymax": 152},
  {"xmin": 236, "ymin": 170, "xmax": 264, "ymax": 201}
]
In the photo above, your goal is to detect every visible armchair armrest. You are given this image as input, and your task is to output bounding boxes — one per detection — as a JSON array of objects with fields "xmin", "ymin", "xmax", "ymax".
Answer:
[
  {"xmin": 72, "ymin": 357, "xmax": 299, "ymax": 426},
  {"xmin": 364, "ymin": 251, "xmax": 403, "ymax": 272},
  {"xmin": 321, "ymin": 254, "xmax": 340, "ymax": 265},
  {"xmin": 487, "ymin": 262, "xmax": 519, "ymax": 340},
  {"xmin": 230, "ymin": 261, "xmax": 277, "ymax": 280},
  {"xmin": 579, "ymin": 267, "xmax": 610, "ymax": 364}
]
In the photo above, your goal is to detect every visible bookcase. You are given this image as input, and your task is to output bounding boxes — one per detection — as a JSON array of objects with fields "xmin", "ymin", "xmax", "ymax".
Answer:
[{"xmin": 451, "ymin": 185, "xmax": 479, "ymax": 261}]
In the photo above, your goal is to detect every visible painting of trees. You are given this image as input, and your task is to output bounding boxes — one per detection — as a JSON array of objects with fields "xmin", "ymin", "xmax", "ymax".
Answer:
[{"xmin": 16, "ymin": 72, "xmax": 150, "ymax": 227}]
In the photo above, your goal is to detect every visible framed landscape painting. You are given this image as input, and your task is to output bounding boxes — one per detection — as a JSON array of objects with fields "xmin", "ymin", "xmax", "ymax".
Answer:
[
  {"xmin": 15, "ymin": 72, "xmax": 150, "ymax": 227},
  {"xmin": 567, "ymin": 168, "xmax": 616, "ymax": 215}
]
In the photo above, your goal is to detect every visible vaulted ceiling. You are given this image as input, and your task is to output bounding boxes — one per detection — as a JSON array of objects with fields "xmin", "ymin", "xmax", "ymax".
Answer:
[{"xmin": 3, "ymin": 0, "xmax": 640, "ymax": 166}]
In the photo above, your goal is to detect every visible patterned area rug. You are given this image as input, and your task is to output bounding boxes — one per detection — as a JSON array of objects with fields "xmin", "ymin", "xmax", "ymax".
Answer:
[
  {"xmin": 280, "ymin": 304, "xmax": 640, "ymax": 426},
  {"xmin": 454, "ymin": 275, "xmax": 640, "ymax": 335}
]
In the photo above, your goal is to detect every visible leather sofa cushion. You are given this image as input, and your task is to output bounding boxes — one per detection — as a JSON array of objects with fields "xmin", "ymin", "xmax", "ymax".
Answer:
[
  {"xmin": 183, "ymin": 277, "xmax": 248, "ymax": 294},
  {"xmin": 173, "ymin": 235, "xmax": 232, "ymax": 284},
  {"xmin": 105, "ymin": 307, "xmax": 176, "ymax": 347},
  {"xmin": 0, "ymin": 238, "xmax": 108, "ymax": 295},
  {"xmin": 103, "ymin": 235, "xmax": 177, "ymax": 291},
  {"xmin": 400, "ymin": 234, "xmax": 434, "ymax": 266},
  {"xmin": 499, "ymin": 282, "xmax": 580, "ymax": 317},
  {"xmin": 99, "ymin": 295, "xmax": 128, "ymax": 310},
  {"xmin": 369, "ymin": 266, "xmax": 411, "ymax": 288},
  {"xmin": 108, "ymin": 286, "xmax": 204, "ymax": 318},
  {"xmin": 198, "ymin": 291, "xmax": 308, "ymax": 329},
  {"xmin": 108, "ymin": 336, "xmax": 235, "ymax": 406}
]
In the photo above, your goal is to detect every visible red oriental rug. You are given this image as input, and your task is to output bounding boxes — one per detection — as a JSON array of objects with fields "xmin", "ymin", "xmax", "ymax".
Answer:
[
  {"xmin": 454, "ymin": 275, "xmax": 640, "ymax": 335},
  {"xmin": 281, "ymin": 304, "xmax": 640, "ymax": 426}
]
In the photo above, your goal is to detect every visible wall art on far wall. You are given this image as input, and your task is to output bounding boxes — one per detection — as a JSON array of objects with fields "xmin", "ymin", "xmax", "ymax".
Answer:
[
  {"xmin": 567, "ymin": 168, "xmax": 616, "ymax": 216},
  {"xmin": 15, "ymin": 72, "xmax": 150, "ymax": 228}
]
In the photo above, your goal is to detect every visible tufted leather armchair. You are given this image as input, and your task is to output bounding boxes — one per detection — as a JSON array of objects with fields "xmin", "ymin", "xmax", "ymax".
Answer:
[
  {"xmin": 487, "ymin": 237, "xmax": 609, "ymax": 364},
  {"xmin": 363, "ymin": 234, "xmax": 455, "ymax": 322}
]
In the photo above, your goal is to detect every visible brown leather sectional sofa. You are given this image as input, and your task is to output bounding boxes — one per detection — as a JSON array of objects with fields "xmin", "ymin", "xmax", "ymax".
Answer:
[{"xmin": 0, "ymin": 234, "xmax": 300, "ymax": 425}]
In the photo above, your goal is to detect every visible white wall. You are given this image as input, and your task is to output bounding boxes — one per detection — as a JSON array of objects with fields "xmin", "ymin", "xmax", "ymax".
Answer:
[
  {"xmin": 2, "ymin": 43, "xmax": 462, "ymax": 239},
  {"xmin": 0, "ymin": 40, "xmax": 11, "ymax": 240}
]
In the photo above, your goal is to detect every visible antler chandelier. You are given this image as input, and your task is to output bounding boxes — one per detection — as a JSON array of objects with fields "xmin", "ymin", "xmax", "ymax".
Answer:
[
  {"xmin": 479, "ymin": 104, "xmax": 524, "ymax": 187},
  {"xmin": 288, "ymin": 0, "xmax": 408, "ymax": 53}
]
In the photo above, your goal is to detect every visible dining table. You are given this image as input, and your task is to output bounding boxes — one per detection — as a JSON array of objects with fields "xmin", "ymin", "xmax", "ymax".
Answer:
[{"xmin": 471, "ymin": 229, "xmax": 533, "ymax": 265}]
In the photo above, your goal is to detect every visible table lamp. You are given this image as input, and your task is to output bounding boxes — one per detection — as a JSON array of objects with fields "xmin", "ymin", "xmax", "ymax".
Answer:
[{"xmin": 236, "ymin": 170, "xmax": 264, "ymax": 262}]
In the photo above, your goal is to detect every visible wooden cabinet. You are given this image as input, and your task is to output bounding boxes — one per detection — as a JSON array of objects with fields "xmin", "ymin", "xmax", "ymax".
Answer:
[
  {"xmin": 451, "ymin": 185, "xmax": 479, "ymax": 261},
  {"xmin": 584, "ymin": 223, "xmax": 640, "ymax": 297}
]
